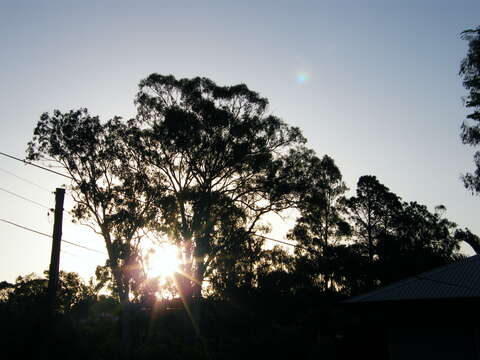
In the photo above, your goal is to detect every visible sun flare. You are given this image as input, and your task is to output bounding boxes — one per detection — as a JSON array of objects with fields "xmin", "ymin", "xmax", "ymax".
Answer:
[{"xmin": 145, "ymin": 244, "xmax": 180, "ymax": 278}]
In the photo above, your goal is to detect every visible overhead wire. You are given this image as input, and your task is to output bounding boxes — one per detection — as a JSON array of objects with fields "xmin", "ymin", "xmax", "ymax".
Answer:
[
  {"xmin": 0, "ymin": 186, "xmax": 52, "ymax": 210},
  {"xmin": 0, "ymin": 167, "xmax": 51, "ymax": 192},
  {"xmin": 61, "ymin": 248, "xmax": 103, "ymax": 264},
  {"xmin": 0, "ymin": 154, "xmax": 106, "ymax": 260},
  {"xmin": 0, "ymin": 217, "xmax": 107, "ymax": 256},
  {"xmin": 0, "ymin": 151, "xmax": 72, "ymax": 180},
  {"xmin": 253, "ymin": 233, "xmax": 313, "ymax": 252},
  {"xmin": 0, "ymin": 151, "xmax": 320, "ymax": 263}
]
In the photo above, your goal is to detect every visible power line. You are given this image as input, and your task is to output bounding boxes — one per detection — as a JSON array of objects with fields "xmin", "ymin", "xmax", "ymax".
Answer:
[
  {"xmin": 0, "ymin": 151, "xmax": 72, "ymax": 180},
  {"xmin": 0, "ymin": 167, "xmax": 51, "ymax": 192},
  {"xmin": 0, "ymin": 215, "xmax": 296, "ymax": 258},
  {"xmin": 0, "ymin": 151, "xmax": 305, "ymax": 252},
  {"xmin": 61, "ymin": 249, "xmax": 78, "ymax": 258},
  {"xmin": 0, "ymin": 218, "xmax": 106, "ymax": 255},
  {"xmin": 0, "ymin": 186, "xmax": 51, "ymax": 210},
  {"xmin": 253, "ymin": 233, "xmax": 311, "ymax": 252},
  {"xmin": 61, "ymin": 248, "xmax": 104, "ymax": 264}
]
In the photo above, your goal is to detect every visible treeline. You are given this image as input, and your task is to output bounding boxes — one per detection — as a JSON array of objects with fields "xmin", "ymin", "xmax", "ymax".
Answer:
[
  {"xmin": 2, "ymin": 73, "xmax": 478, "ymax": 359},
  {"xmin": 0, "ymin": 270, "xmax": 343, "ymax": 359},
  {"xmin": 209, "ymin": 168, "xmax": 477, "ymax": 299},
  {"xmin": 24, "ymin": 74, "xmax": 477, "ymax": 303}
]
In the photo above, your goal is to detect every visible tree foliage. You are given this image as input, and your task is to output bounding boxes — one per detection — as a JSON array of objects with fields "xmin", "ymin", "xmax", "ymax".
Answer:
[
  {"xmin": 2, "ymin": 271, "xmax": 94, "ymax": 313},
  {"xmin": 288, "ymin": 152, "xmax": 350, "ymax": 290},
  {"xmin": 375, "ymin": 202, "xmax": 459, "ymax": 284},
  {"xmin": 27, "ymin": 110, "xmax": 157, "ymax": 304},
  {"xmin": 459, "ymin": 26, "xmax": 480, "ymax": 193},
  {"xmin": 290, "ymin": 173, "xmax": 463, "ymax": 294},
  {"xmin": 130, "ymin": 74, "xmax": 306, "ymax": 299},
  {"xmin": 346, "ymin": 175, "xmax": 401, "ymax": 264}
]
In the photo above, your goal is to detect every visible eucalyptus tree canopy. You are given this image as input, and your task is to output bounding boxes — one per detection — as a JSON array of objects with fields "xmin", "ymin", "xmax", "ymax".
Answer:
[
  {"xmin": 26, "ymin": 74, "xmax": 310, "ymax": 305},
  {"xmin": 459, "ymin": 26, "xmax": 480, "ymax": 194},
  {"xmin": 454, "ymin": 228, "xmax": 480, "ymax": 254},
  {"xmin": 376, "ymin": 202, "xmax": 459, "ymax": 284},
  {"xmin": 288, "ymin": 152, "xmax": 350, "ymax": 289},
  {"xmin": 27, "ymin": 110, "xmax": 158, "ymax": 304},
  {"xmin": 131, "ymin": 74, "xmax": 306, "ymax": 299},
  {"xmin": 346, "ymin": 175, "xmax": 401, "ymax": 264},
  {"xmin": 289, "ymin": 153, "xmax": 349, "ymax": 253}
]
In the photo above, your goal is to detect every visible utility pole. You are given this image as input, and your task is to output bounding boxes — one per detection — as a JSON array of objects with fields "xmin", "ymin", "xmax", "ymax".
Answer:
[{"xmin": 46, "ymin": 188, "xmax": 65, "ymax": 312}]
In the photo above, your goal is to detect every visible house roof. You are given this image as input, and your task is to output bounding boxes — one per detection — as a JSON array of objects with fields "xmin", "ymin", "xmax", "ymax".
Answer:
[{"xmin": 344, "ymin": 255, "xmax": 480, "ymax": 304}]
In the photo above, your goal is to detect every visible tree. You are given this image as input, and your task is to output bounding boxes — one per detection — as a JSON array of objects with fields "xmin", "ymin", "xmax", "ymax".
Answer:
[
  {"xmin": 130, "ymin": 74, "xmax": 307, "ymax": 306},
  {"xmin": 27, "ymin": 111, "xmax": 156, "ymax": 303},
  {"xmin": 288, "ymin": 152, "xmax": 350, "ymax": 290},
  {"xmin": 454, "ymin": 227, "xmax": 480, "ymax": 254},
  {"xmin": 27, "ymin": 110, "xmax": 158, "ymax": 358},
  {"xmin": 206, "ymin": 229, "xmax": 260, "ymax": 298},
  {"xmin": 459, "ymin": 26, "xmax": 480, "ymax": 193},
  {"xmin": 5, "ymin": 271, "xmax": 94, "ymax": 312},
  {"xmin": 26, "ymin": 74, "xmax": 311, "ymax": 340},
  {"xmin": 376, "ymin": 202, "xmax": 459, "ymax": 284},
  {"xmin": 346, "ymin": 175, "xmax": 401, "ymax": 265}
]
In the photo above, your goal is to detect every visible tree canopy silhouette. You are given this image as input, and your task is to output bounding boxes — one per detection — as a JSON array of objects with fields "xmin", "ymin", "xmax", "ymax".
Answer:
[
  {"xmin": 459, "ymin": 26, "xmax": 480, "ymax": 194},
  {"xmin": 346, "ymin": 175, "xmax": 401, "ymax": 265},
  {"xmin": 26, "ymin": 110, "xmax": 159, "ymax": 358},
  {"xmin": 26, "ymin": 74, "xmax": 317, "ymax": 339},
  {"xmin": 130, "ymin": 74, "xmax": 307, "ymax": 302},
  {"xmin": 288, "ymin": 152, "xmax": 350, "ymax": 290}
]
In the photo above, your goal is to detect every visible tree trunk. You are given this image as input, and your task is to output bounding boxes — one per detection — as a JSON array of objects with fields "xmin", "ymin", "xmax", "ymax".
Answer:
[
  {"xmin": 191, "ymin": 254, "xmax": 205, "ymax": 337},
  {"xmin": 102, "ymin": 229, "xmax": 132, "ymax": 360},
  {"xmin": 110, "ymin": 263, "xmax": 131, "ymax": 360},
  {"xmin": 120, "ymin": 294, "xmax": 132, "ymax": 360}
]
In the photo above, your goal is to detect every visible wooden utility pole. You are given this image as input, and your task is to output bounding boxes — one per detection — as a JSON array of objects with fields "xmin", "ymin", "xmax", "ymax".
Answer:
[{"xmin": 46, "ymin": 188, "xmax": 65, "ymax": 312}]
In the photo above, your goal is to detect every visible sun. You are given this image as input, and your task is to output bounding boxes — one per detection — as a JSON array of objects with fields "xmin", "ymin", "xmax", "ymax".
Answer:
[{"xmin": 145, "ymin": 243, "xmax": 180, "ymax": 278}]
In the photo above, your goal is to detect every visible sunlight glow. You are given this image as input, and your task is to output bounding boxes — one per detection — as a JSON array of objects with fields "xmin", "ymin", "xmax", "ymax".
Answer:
[{"xmin": 145, "ymin": 244, "xmax": 180, "ymax": 278}]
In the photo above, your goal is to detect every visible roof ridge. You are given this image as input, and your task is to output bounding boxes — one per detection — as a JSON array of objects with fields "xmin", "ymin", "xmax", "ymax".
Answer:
[{"xmin": 414, "ymin": 255, "xmax": 479, "ymax": 279}]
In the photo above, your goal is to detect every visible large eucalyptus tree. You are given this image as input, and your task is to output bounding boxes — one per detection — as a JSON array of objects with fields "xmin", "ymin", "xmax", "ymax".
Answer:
[
  {"xmin": 27, "ymin": 110, "xmax": 159, "ymax": 358},
  {"xmin": 131, "ymin": 74, "xmax": 307, "ymax": 301}
]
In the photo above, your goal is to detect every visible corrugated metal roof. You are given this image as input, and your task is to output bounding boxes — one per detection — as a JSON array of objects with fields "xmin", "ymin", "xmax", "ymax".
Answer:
[{"xmin": 344, "ymin": 255, "xmax": 480, "ymax": 303}]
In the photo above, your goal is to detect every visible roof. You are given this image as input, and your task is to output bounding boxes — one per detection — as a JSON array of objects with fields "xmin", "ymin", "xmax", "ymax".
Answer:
[{"xmin": 344, "ymin": 255, "xmax": 480, "ymax": 304}]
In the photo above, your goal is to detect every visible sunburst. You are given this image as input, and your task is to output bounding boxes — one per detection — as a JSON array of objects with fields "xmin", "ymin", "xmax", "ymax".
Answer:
[{"xmin": 145, "ymin": 243, "xmax": 180, "ymax": 278}]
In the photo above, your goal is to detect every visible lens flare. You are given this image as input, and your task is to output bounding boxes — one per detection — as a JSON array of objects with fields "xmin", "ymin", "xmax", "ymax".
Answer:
[{"xmin": 296, "ymin": 71, "xmax": 308, "ymax": 84}]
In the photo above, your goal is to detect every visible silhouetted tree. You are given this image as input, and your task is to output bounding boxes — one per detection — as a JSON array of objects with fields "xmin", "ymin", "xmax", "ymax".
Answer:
[
  {"xmin": 206, "ymin": 229, "xmax": 259, "ymax": 298},
  {"xmin": 454, "ymin": 227, "xmax": 480, "ymax": 254},
  {"xmin": 345, "ymin": 175, "xmax": 401, "ymax": 269},
  {"xmin": 5, "ymin": 271, "xmax": 94, "ymax": 313},
  {"xmin": 130, "ymin": 74, "xmax": 306, "ymax": 305},
  {"xmin": 27, "ymin": 111, "xmax": 158, "ymax": 358},
  {"xmin": 288, "ymin": 152, "xmax": 350, "ymax": 290},
  {"xmin": 376, "ymin": 202, "xmax": 459, "ymax": 283},
  {"xmin": 459, "ymin": 26, "xmax": 480, "ymax": 194},
  {"xmin": 341, "ymin": 177, "xmax": 462, "ymax": 291}
]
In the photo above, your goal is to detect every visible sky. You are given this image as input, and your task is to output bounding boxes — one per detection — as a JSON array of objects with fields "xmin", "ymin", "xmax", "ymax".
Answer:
[{"xmin": 0, "ymin": 0, "xmax": 479, "ymax": 283}]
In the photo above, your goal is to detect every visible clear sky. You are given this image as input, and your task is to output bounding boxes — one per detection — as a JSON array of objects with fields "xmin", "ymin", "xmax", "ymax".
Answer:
[{"xmin": 1, "ymin": 0, "xmax": 479, "ymax": 283}]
